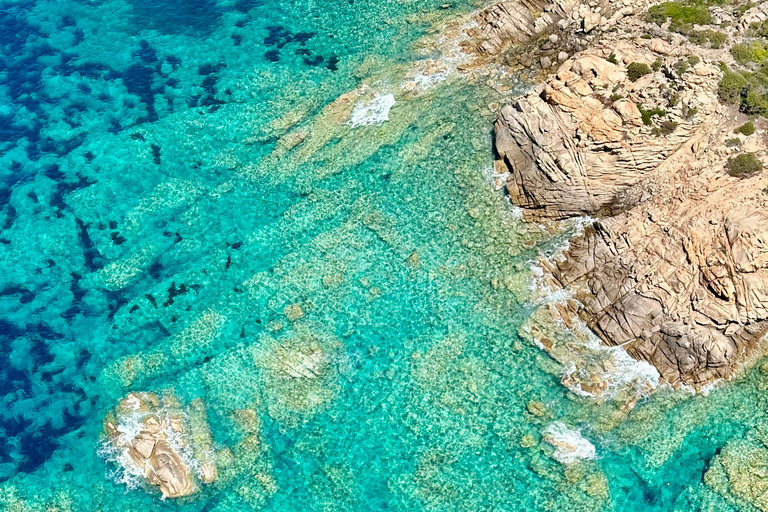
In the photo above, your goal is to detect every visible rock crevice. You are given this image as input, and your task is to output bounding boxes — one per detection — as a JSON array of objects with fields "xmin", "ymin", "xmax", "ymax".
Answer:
[{"xmin": 496, "ymin": 36, "xmax": 768, "ymax": 386}]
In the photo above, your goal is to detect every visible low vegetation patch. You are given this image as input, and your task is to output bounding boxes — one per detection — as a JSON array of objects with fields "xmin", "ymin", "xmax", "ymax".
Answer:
[
  {"xmin": 638, "ymin": 105, "xmax": 667, "ymax": 126},
  {"xmin": 718, "ymin": 68, "xmax": 749, "ymax": 105},
  {"xmin": 647, "ymin": 2, "xmax": 712, "ymax": 28},
  {"xmin": 735, "ymin": 121, "xmax": 756, "ymax": 135},
  {"xmin": 652, "ymin": 120, "xmax": 680, "ymax": 136},
  {"xmin": 725, "ymin": 152, "xmax": 763, "ymax": 177},
  {"xmin": 731, "ymin": 41, "xmax": 768, "ymax": 64},
  {"xmin": 628, "ymin": 62, "xmax": 652, "ymax": 82},
  {"xmin": 685, "ymin": 29, "xmax": 727, "ymax": 48}
]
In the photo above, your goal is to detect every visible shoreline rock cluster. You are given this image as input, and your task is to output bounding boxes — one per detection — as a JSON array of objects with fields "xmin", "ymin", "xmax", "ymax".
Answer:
[
  {"xmin": 102, "ymin": 392, "xmax": 218, "ymax": 499},
  {"xmin": 494, "ymin": 5, "xmax": 768, "ymax": 387}
]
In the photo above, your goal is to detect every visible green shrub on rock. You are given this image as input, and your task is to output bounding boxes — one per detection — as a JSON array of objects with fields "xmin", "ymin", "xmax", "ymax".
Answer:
[
  {"xmin": 718, "ymin": 69, "xmax": 748, "ymax": 104},
  {"xmin": 628, "ymin": 62, "xmax": 653, "ymax": 82},
  {"xmin": 731, "ymin": 41, "xmax": 768, "ymax": 64},
  {"xmin": 647, "ymin": 2, "xmax": 712, "ymax": 29},
  {"xmin": 686, "ymin": 29, "xmax": 727, "ymax": 48},
  {"xmin": 725, "ymin": 152, "xmax": 763, "ymax": 178},
  {"xmin": 652, "ymin": 120, "xmax": 679, "ymax": 136},
  {"xmin": 743, "ymin": 85, "xmax": 768, "ymax": 115},
  {"xmin": 735, "ymin": 121, "xmax": 756, "ymax": 135},
  {"xmin": 638, "ymin": 105, "xmax": 666, "ymax": 125}
]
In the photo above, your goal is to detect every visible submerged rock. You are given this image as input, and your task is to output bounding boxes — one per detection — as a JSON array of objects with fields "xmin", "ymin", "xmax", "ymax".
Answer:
[
  {"xmin": 102, "ymin": 392, "xmax": 217, "ymax": 498},
  {"xmin": 542, "ymin": 422, "xmax": 597, "ymax": 464}
]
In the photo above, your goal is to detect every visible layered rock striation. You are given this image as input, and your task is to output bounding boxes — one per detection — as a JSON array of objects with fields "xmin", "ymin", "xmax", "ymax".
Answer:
[{"xmin": 496, "ymin": 36, "xmax": 768, "ymax": 386}]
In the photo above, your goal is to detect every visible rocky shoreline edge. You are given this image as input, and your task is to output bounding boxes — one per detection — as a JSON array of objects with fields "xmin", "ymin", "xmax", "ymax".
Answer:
[{"xmin": 492, "ymin": 0, "xmax": 768, "ymax": 390}]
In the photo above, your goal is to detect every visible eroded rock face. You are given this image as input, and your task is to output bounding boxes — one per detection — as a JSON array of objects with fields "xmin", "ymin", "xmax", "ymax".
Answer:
[
  {"xmin": 495, "ymin": 40, "xmax": 715, "ymax": 221},
  {"xmin": 496, "ymin": 37, "xmax": 768, "ymax": 386},
  {"xmin": 103, "ymin": 392, "xmax": 217, "ymax": 498}
]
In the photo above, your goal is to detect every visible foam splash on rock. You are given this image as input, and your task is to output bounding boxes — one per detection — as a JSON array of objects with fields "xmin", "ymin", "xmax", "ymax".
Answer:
[
  {"xmin": 542, "ymin": 422, "xmax": 597, "ymax": 465},
  {"xmin": 520, "ymin": 304, "xmax": 660, "ymax": 405},
  {"xmin": 347, "ymin": 93, "xmax": 396, "ymax": 128},
  {"xmin": 100, "ymin": 392, "xmax": 218, "ymax": 499}
]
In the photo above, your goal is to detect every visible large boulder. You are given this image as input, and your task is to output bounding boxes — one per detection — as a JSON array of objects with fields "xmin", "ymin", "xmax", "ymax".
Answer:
[{"xmin": 102, "ymin": 392, "xmax": 217, "ymax": 498}]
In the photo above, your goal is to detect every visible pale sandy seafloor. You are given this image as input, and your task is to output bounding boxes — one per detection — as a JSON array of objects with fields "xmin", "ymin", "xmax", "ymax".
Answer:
[{"xmin": 3, "ymin": 0, "xmax": 768, "ymax": 510}]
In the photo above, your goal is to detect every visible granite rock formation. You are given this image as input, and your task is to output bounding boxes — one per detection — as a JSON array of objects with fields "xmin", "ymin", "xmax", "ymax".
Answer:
[
  {"xmin": 496, "ymin": 36, "xmax": 768, "ymax": 386},
  {"xmin": 103, "ymin": 392, "xmax": 217, "ymax": 498}
]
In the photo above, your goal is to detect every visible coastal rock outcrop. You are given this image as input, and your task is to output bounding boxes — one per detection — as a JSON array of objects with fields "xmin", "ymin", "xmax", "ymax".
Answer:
[
  {"xmin": 496, "ymin": 36, "xmax": 768, "ymax": 386},
  {"xmin": 102, "ymin": 392, "xmax": 218, "ymax": 498}
]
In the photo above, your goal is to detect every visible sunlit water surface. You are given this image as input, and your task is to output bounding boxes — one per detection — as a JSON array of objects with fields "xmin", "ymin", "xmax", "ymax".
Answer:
[{"xmin": 2, "ymin": 0, "xmax": 768, "ymax": 510}]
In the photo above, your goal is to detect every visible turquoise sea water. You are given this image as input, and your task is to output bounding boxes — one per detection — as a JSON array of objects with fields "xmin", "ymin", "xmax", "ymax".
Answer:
[{"xmin": 3, "ymin": 0, "xmax": 768, "ymax": 510}]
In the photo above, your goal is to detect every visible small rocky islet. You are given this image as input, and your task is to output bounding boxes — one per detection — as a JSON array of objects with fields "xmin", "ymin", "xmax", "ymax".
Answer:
[{"xmin": 5, "ymin": 0, "xmax": 768, "ymax": 509}]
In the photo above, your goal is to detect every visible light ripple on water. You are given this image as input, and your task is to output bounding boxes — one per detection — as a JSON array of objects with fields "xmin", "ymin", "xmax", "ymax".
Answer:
[{"xmin": 0, "ymin": 0, "xmax": 767, "ymax": 511}]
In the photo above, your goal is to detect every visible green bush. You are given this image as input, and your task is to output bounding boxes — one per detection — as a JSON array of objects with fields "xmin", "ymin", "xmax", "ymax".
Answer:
[
  {"xmin": 748, "ymin": 19, "xmax": 768, "ymax": 37},
  {"xmin": 725, "ymin": 137, "xmax": 742, "ymax": 147},
  {"xmin": 641, "ymin": 33, "xmax": 653, "ymax": 39},
  {"xmin": 685, "ymin": 106, "xmax": 699, "ymax": 119},
  {"xmin": 674, "ymin": 59, "xmax": 691, "ymax": 76},
  {"xmin": 668, "ymin": 91, "xmax": 680, "ymax": 107},
  {"xmin": 742, "ymin": 86, "xmax": 768, "ymax": 115},
  {"xmin": 735, "ymin": 121, "xmax": 756, "ymax": 135},
  {"xmin": 638, "ymin": 104, "xmax": 667, "ymax": 125},
  {"xmin": 652, "ymin": 58, "xmax": 663, "ymax": 71},
  {"xmin": 688, "ymin": 55, "xmax": 700, "ymax": 66},
  {"xmin": 718, "ymin": 69, "xmax": 748, "ymax": 104},
  {"xmin": 687, "ymin": 29, "xmax": 727, "ymax": 47},
  {"xmin": 628, "ymin": 62, "xmax": 653, "ymax": 81},
  {"xmin": 725, "ymin": 152, "xmax": 763, "ymax": 177},
  {"xmin": 647, "ymin": 2, "xmax": 712, "ymax": 27},
  {"xmin": 731, "ymin": 41, "xmax": 768, "ymax": 64},
  {"xmin": 652, "ymin": 120, "xmax": 679, "ymax": 136},
  {"xmin": 608, "ymin": 53, "xmax": 618, "ymax": 64}
]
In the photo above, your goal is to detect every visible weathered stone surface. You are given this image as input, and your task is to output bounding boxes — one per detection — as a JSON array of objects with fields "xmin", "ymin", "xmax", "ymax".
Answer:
[
  {"xmin": 103, "ymin": 392, "xmax": 218, "ymax": 498},
  {"xmin": 496, "ymin": 35, "xmax": 768, "ymax": 386}
]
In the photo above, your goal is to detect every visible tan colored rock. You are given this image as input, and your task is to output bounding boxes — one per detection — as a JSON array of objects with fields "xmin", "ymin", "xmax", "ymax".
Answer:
[
  {"xmin": 103, "ymin": 392, "xmax": 218, "ymax": 498},
  {"xmin": 495, "ymin": 40, "xmax": 705, "ymax": 221},
  {"xmin": 648, "ymin": 38, "xmax": 672, "ymax": 54},
  {"xmin": 495, "ymin": 34, "xmax": 768, "ymax": 387},
  {"xmin": 583, "ymin": 12, "xmax": 602, "ymax": 32}
]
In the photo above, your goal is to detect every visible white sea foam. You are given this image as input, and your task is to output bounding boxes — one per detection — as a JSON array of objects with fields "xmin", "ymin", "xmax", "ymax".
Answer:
[
  {"xmin": 542, "ymin": 422, "xmax": 596, "ymax": 464},
  {"xmin": 347, "ymin": 93, "xmax": 396, "ymax": 128},
  {"xmin": 562, "ymin": 325, "xmax": 661, "ymax": 400},
  {"xmin": 98, "ymin": 404, "xmax": 199, "ymax": 494}
]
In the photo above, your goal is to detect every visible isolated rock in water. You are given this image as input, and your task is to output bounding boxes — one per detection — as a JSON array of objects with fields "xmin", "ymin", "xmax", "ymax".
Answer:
[
  {"xmin": 542, "ymin": 422, "xmax": 597, "ymax": 464},
  {"xmin": 102, "ymin": 392, "xmax": 218, "ymax": 498},
  {"xmin": 496, "ymin": 37, "xmax": 768, "ymax": 386}
]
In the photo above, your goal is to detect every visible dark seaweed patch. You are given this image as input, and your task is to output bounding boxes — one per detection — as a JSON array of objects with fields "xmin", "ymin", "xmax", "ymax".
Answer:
[
  {"xmin": 164, "ymin": 282, "xmax": 189, "ymax": 306},
  {"xmin": 110, "ymin": 232, "xmax": 126, "ymax": 245},
  {"xmin": 327, "ymin": 54, "xmax": 340, "ymax": 71},
  {"xmin": 0, "ymin": 319, "xmax": 87, "ymax": 480},
  {"xmin": 265, "ymin": 49, "xmax": 280, "ymax": 62},
  {"xmin": 74, "ymin": 217, "xmax": 104, "ymax": 272},
  {"xmin": 151, "ymin": 143, "xmax": 161, "ymax": 164}
]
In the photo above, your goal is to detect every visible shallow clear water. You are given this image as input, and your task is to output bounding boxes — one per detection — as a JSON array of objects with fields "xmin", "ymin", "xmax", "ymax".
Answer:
[{"xmin": 2, "ymin": 0, "xmax": 768, "ymax": 510}]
